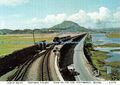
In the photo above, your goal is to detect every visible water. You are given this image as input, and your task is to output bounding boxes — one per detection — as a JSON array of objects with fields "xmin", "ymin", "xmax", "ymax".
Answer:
[
  {"xmin": 90, "ymin": 33, "xmax": 120, "ymax": 73},
  {"xmin": 91, "ymin": 33, "xmax": 120, "ymax": 45},
  {"xmin": 103, "ymin": 66, "xmax": 120, "ymax": 73},
  {"xmin": 105, "ymin": 52, "xmax": 120, "ymax": 62},
  {"xmin": 95, "ymin": 47, "xmax": 120, "ymax": 52}
]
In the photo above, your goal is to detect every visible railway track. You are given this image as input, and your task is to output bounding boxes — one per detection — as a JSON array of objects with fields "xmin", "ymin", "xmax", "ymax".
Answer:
[
  {"xmin": 7, "ymin": 51, "xmax": 46, "ymax": 81},
  {"xmin": 40, "ymin": 45, "xmax": 54, "ymax": 81},
  {"xmin": 8, "ymin": 45, "xmax": 54, "ymax": 81},
  {"xmin": 6, "ymin": 33, "xmax": 87, "ymax": 81}
]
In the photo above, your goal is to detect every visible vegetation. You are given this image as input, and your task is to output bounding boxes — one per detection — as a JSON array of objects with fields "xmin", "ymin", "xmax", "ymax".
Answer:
[
  {"xmin": 84, "ymin": 35, "xmax": 107, "ymax": 78},
  {"xmin": 84, "ymin": 34, "xmax": 120, "ymax": 80},
  {"xmin": 106, "ymin": 62, "xmax": 120, "ymax": 68},
  {"xmin": 0, "ymin": 34, "xmax": 55, "ymax": 56},
  {"xmin": 50, "ymin": 21, "xmax": 91, "ymax": 32},
  {"xmin": 110, "ymin": 49, "xmax": 120, "ymax": 52},
  {"xmin": 0, "ymin": 29, "xmax": 55, "ymax": 35},
  {"xmin": 96, "ymin": 43, "xmax": 120, "ymax": 47},
  {"xmin": 90, "ymin": 50, "xmax": 111, "ymax": 78},
  {"xmin": 110, "ymin": 68, "xmax": 120, "ymax": 81},
  {"xmin": 106, "ymin": 33, "xmax": 120, "ymax": 38},
  {"xmin": 84, "ymin": 34, "xmax": 94, "ymax": 64},
  {"xmin": 0, "ymin": 21, "xmax": 91, "ymax": 35}
]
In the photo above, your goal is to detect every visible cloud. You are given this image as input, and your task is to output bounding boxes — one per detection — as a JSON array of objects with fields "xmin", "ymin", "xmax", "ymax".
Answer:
[
  {"xmin": 3, "ymin": 6, "xmax": 120, "ymax": 29},
  {"xmin": 0, "ymin": 0, "xmax": 29, "ymax": 6},
  {"xmin": 99, "ymin": 7, "xmax": 111, "ymax": 21},
  {"xmin": 42, "ymin": 14, "xmax": 67, "ymax": 27},
  {"xmin": 88, "ymin": 12, "xmax": 99, "ymax": 23},
  {"xmin": 114, "ymin": 7, "xmax": 120, "ymax": 22},
  {"xmin": 32, "ymin": 17, "xmax": 39, "ymax": 23},
  {"xmin": 13, "ymin": 6, "xmax": 120, "ymax": 29},
  {"xmin": 0, "ymin": 21, "xmax": 6, "ymax": 29},
  {"xmin": 67, "ymin": 10, "xmax": 92, "ymax": 28},
  {"xmin": 68, "ymin": 10, "xmax": 91, "ymax": 23},
  {"xmin": 44, "ymin": 14, "xmax": 67, "ymax": 23},
  {"xmin": 31, "ymin": 14, "xmax": 67, "ymax": 28},
  {"xmin": 30, "ymin": 7, "xmax": 120, "ymax": 29},
  {"xmin": 40, "ymin": 7, "xmax": 116, "ymax": 28},
  {"xmin": 87, "ymin": 7, "xmax": 113, "ymax": 28},
  {"xmin": 67, "ymin": 7, "xmax": 120, "ymax": 28}
]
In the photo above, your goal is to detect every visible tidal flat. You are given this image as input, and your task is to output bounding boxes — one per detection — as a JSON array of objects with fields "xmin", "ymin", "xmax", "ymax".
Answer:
[
  {"xmin": 106, "ymin": 33, "xmax": 120, "ymax": 38},
  {"xmin": 89, "ymin": 33, "xmax": 120, "ymax": 80}
]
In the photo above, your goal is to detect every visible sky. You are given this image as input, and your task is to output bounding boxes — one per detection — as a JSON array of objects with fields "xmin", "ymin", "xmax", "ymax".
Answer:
[{"xmin": 0, "ymin": 0, "xmax": 120, "ymax": 29}]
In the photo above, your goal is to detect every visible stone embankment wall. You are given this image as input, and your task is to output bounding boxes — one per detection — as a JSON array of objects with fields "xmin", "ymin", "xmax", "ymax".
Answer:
[{"xmin": 0, "ymin": 43, "xmax": 45, "ymax": 76}]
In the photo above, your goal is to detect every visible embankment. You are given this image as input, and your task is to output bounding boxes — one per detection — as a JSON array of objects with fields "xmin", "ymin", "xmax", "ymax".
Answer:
[{"xmin": 0, "ymin": 44, "xmax": 42, "ymax": 76}]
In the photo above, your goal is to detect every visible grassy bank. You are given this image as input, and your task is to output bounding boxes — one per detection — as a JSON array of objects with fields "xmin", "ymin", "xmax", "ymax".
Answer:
[
  {"xmin": 106, "ymin": 33, "xmax": 120, "ymax": 38},
  {"xmin": 90, "ymin": 50, "xmax": 111, "ymax": 67},
  {"xmin": 91, "ymin": 44, "xmax": 120, "ymax": 80},
  {"xmin": 0, "ymin": 34, "xmax": 56, "ymax": 56},
  {"xmin": 106, "ymin": 62, "xmax": 120, "ymax": 68},
  {"xmin": 90, "ymin": 50, "xmax": 111, "ymax": 78}
]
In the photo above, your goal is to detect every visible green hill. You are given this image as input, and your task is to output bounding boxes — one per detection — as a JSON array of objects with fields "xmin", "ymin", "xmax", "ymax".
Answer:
[
  {"xmin": 0, "ymin": 29, "xmax": 13, "ymax": 35},
  {"xmin": 50, "ymin": 21, "xmax": 91, "ymax": 32},
  {"xmin": 0, "ymin": 21, "xmax": 92, "ymax": 35}
]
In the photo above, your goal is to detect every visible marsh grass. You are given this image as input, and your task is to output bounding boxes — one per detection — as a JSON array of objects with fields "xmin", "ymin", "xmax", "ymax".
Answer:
[
  {"xmin": 96, "ymin": 43, "xmax": 120, "ymax": 47},
  {"xmin": 106, "ymin": 33, "xmax": 120, "ymax": 38},
  {"xmin": 91, "ymin": 44, "xmax": 120, "ymax": 80},
  {"xmin": 0, "ymin": 34, "xmax": 55, "ymax": 56}
]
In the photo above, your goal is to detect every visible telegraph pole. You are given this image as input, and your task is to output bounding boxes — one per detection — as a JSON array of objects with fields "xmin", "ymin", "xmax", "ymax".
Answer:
[{"xmin": 33, "ymin": 29, "xmax": 35, "ymax": 45}]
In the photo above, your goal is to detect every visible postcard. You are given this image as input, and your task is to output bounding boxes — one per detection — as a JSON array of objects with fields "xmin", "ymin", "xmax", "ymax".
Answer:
[{"xmin": 0, "ymin": 0, "xmax": 120, "ymax": 85}]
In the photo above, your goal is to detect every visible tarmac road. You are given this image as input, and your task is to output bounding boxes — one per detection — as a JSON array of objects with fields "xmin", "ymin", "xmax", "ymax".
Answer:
[{"xmin": 73, "ymin": 35, "xmax": 96, "ymax": 81}]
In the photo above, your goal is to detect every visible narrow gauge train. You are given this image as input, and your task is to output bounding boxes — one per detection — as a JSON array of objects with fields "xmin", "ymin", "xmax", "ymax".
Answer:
[{"xmin": 53, "ymin": 36, "xmax": 71, "ymax": 44}]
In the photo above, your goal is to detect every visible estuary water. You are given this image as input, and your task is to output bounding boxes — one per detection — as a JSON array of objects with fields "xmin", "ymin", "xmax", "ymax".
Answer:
[{"xmin": 90, "ymin": 33, "xmax": 120, "ymax": 73}]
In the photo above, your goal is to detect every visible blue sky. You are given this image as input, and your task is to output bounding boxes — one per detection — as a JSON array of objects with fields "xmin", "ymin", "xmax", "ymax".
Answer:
[{"xmin": 0, "ymin": 0, "xmax": 120, "ymax": 29}]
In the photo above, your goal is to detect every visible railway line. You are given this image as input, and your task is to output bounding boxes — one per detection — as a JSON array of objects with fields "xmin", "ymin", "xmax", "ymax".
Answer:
[
  {"xmin": 40, "ymin": 47, "xmax": 52, "ymax": 81},
  {"xmin": 7, "ymin": 43, "xmax": 55, "ymax": 81},
  {"xmin": 5, "ymin": 33, "xmax": 88, "ymax": 81},
  {"xmin": 7, "ymin": 51, "xmax": 46, "ymax": 81}
]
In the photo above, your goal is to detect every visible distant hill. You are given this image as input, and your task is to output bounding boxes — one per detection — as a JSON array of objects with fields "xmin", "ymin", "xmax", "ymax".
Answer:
[
  {"xmin": 0, "ymin": 29, "xmax": 53, "ymax": 35},
  {"xmin": 0, "ymin": 21, "xmax": 92, "ymax": 35},
  {"xmin": 50, "ymin": 21, "xmax": 91, "ymax": 32},
  {"xmin": 0, "ymin": 29, "xmax": 13, "ymax": 35},
  {"xmin": 1, "ymin": 21, "xmax": 119, "ymax": 35}
]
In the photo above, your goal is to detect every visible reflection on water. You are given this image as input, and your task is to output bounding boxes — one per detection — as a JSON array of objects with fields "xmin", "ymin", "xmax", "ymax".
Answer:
[
  {"xmin": 91, "ymin": 33, "xmax": 120, "ymax": 73},
  {"xmin": 91, "ymin": 33, "xmax": 120, "ymax": 45},
  {"xmin": 103, "ymin": 66, "xmax": 120, "ymax": 73},
  {"xmin": 95, "ymin": 47, "xmax": 120, "ymax": 52},
  {"xmin": 91, "ymin": 33, "xmax": 120, "ymax": 62},
  {"xmin": 105, "ymin": 52, "xmax": 120, "ymax": 62}
]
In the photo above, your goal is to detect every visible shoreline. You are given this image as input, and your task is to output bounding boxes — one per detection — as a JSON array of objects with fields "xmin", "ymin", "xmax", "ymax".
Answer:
[{"xmin": 84, "ymin": 34, "xmax": 120, "ymax": 80}]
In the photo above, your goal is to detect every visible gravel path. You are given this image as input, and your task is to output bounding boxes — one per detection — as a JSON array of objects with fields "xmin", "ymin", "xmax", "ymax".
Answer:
[{"xmin": 23, "ymin": 56, "xmax": 42, "ymax": 81}]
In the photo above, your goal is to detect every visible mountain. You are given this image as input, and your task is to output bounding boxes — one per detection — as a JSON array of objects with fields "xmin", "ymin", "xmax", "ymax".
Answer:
[
  {"xmin": 0, "ymin": 21, "xmax": 92, "ymax": 35},
  {"xmin": 50, "ymin": 21, "xmax": 91, "ymax": 32},
  {"xmin": 10, "ymin": 29, "xmax": 33, "ymax": 34},
  {"xmin": 0, "ymin": 29, "xmax": 13, "ymax": 35}
]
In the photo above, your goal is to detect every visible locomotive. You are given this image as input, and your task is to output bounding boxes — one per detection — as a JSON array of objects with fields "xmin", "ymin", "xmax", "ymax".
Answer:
[{"xmin": 53, "ymin": 36, "xmax": 71, "ymax": 44}]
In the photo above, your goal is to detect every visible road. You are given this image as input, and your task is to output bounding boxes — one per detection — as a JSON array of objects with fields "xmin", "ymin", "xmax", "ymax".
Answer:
[
  {"xmin": 73, "ymin": 34, "xmax": 96, "ymax": 81},
  {"xmin": 7, "ymin": 33, "xmax": 93, "ymax": 81}
]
